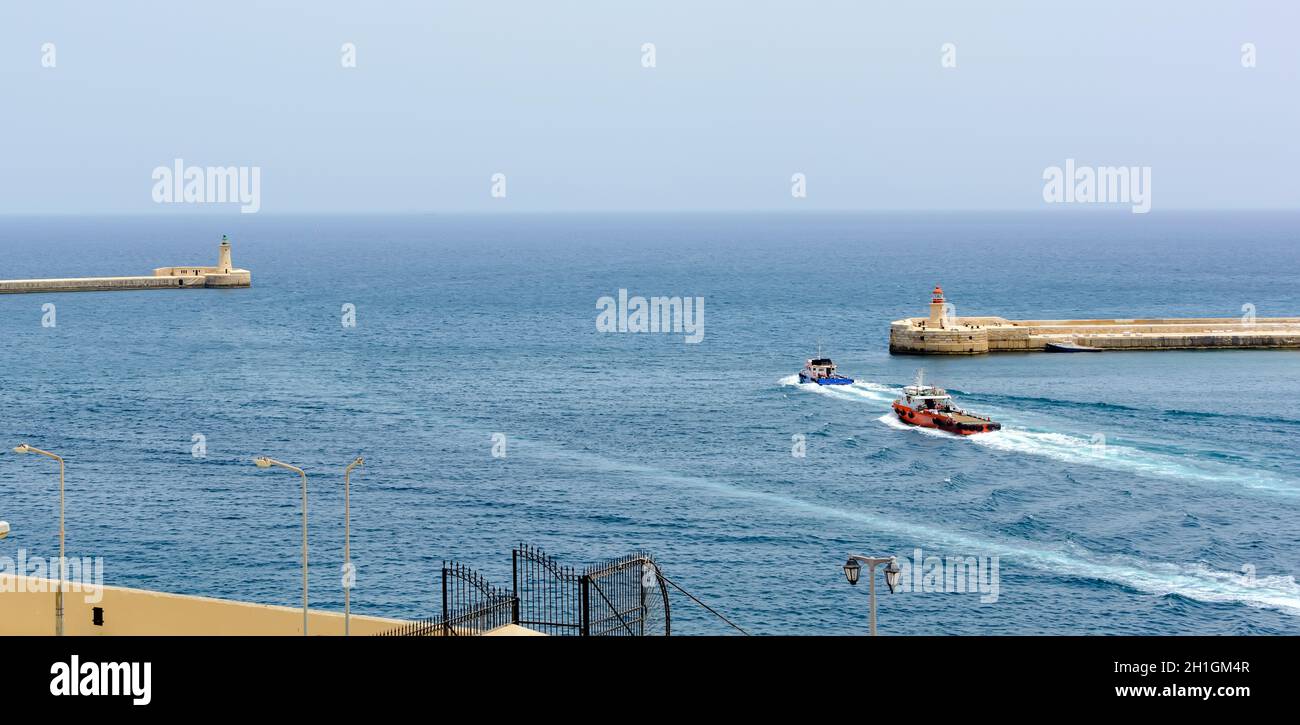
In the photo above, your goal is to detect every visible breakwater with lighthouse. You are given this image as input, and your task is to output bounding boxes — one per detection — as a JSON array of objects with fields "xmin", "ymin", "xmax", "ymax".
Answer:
[
  {"xmin": 890, "ymin": 286, "xmax": 1300, "ymax": 354},
  {"xmin": 0, "ymin": 236, "xmax": 250, "ymax": 294}
]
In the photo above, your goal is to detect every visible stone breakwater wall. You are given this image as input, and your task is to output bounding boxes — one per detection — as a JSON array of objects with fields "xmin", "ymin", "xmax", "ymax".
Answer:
[
  {"xmin": 0, "ymin": 275, "xmax": 213, "ymax": 294},
  {"xmin": 889, "ymin": 317, "xmax": 1300, "ymax": 354},
  {"xmin": 0, "ymin": 238, "xmax": 251, "ymax": 294}
]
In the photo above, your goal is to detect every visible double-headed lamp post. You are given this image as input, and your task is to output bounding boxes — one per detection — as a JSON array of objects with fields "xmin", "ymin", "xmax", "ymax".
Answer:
[
  {"xmin": 12, "ymin": 444, "xmax": 66, "ymax": 636},
  {"xmin": 253, "ymin": 456, "xmax": 310, "ymax": 636},
  {"xmin": 342, "ymin": 456, "xmax": 363, "ymax": 637},
  {"xmin": 842, "ymin": 554, "xmax": 902, "ymax": 636}
]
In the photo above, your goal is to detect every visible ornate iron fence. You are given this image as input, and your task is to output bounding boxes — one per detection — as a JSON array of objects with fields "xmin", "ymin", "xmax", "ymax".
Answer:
[
  {"xmin": 512, "ymin": 543, "xmax": 583, "ymax": 636},
  {"xmin": 377, "ymin": 545, "xmax": 671, "ymax": 636},
  {"xmin": 513, "ymin": 544, "xmax": 670, "ymax": 636},
  {"xmin": 375, "ymin": 561, "xmax": 516, "ymax": 636},
  {"xmin": 581, "ymin": 550, "xmax": 670, "ymax": 636}
]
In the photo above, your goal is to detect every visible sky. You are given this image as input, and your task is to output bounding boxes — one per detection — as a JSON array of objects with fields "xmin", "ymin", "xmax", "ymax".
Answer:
[{"xmin": 0, "ymin": 0, "xmax": 1297, "ymax": 213}]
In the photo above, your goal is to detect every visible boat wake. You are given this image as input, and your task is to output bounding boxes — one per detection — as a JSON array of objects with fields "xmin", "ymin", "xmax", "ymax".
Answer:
[
  {"xmin": 783, "ymin": 375, "xmax": 1300, "ymax": 495},
  {"xmin": 778, "ymin": 375, "xmax": 898, "ymax": 405},
  {"xmin": 529, "ymin": 440, "xmax": 1300, "ymax": 618}
]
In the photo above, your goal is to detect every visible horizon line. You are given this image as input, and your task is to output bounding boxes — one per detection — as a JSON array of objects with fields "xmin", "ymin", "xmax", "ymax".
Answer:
[{"xmin": 1, "ymin": 207, "xmax": 1297, "ymax": 218}]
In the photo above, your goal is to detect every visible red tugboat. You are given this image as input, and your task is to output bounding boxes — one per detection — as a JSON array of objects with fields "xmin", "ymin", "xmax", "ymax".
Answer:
[{"xmin": 892, "ymin": 370, "xmax": 1001, "ymax": 436}]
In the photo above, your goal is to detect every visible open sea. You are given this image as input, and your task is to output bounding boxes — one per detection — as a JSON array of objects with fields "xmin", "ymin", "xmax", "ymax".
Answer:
[{"xmin": 1, "ymin": 211, "xmax": 1298, "ymax": 634}]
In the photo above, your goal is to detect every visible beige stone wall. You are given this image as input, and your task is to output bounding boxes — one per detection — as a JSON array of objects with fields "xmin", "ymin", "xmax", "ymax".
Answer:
[
  {"xmin": 0, "ymin": 276, "xmax": 208, "ymax": 294},
  {"xmin": 0, "ymin": 575, "xmax": 408, "ymax": 636},
  {"xmin": 891, "ymin": 316, "xmax": 1300, "ymax": 354},
  {"xmin": 889, "ymin": 321, "xmax": 988, "ymax": 354},
  {"xmin": 153, "ymin": 266, "xmax": 220, "ymax": 277},
  {"xmin": 201, "ymin": 271, "xmax": 252, "ymax": 287},
  {"xmin": 0, "ymin": 270, "xmax": 249, "ymax": 293}
]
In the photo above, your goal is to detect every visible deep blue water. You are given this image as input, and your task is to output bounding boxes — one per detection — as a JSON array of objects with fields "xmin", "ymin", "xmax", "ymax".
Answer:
[{"xmin": 1, "ymin": 211, "xmax": 1298, "ymax": 634}]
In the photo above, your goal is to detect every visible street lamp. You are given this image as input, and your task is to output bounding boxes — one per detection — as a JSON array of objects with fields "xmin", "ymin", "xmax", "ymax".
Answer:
[
  {"xmin": 842, "ymin": 554, "xmax": 901, "ymax": 636},
  {"xmin": 12, "ymin": 443, "xmax": 66, "ymax": 636},
  {"xmin": 253, "ymin": 456, "xmax": 310, "ymax": 636},
  {"xmin": 342, "ymin": 456, "xmax": 363, "ymax": 637}
]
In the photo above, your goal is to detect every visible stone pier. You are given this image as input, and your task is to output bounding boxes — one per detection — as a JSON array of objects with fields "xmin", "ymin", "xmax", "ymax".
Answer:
[
  {"xmin": 0, "ymin": 236, "xmax": 251, "ymax": 294},
  {"xmin": 889, "ymin": 286, "xmax": 1300, "ymax": 354}
]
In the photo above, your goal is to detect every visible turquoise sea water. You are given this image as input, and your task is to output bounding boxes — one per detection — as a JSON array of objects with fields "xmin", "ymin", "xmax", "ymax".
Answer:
[{"xmin": 1, "ymin": 211, "xmax": 1298, "ymax": 634}]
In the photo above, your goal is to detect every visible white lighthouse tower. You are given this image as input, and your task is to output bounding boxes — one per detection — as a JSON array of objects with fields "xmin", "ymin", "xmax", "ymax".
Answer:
[{"xmin": 217, "ymin": 234, "xmax": 233, "ymax": 273}]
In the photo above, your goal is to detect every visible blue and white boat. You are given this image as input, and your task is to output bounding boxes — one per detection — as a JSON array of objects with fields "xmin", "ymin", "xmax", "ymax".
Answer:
[{"xmin": 798, "ymin": 355, "xmax": 853, "ymax": 385}]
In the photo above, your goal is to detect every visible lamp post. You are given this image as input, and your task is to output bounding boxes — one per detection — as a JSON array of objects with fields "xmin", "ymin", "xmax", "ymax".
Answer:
[
  {"xmin": 254, "ymin": 456, "xmax": 310, "ymax": 636},
  {"xmin": 12, "ymin": 444, "xmax": 66, "ymax": 636},
  {"xmin": 342, "ymin": 456, "xmax": 363, "ymax": 637},
  {"xmin": 842, "ymin": 554, "xmax": 901, "ymax": 636}
]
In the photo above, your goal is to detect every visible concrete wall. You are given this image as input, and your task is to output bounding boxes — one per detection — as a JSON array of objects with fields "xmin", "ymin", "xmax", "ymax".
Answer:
[
  {"xmin": 0, "ymin": 239, "xmax": 250, "ymax": 294},
  {"xmin": 889, "ymin": 321, "xmax": 988, "ymax": 354},
  {"xmin": 0, "ymin": 270, "xmax": 249, "ymax": 294},
  {"xmin": 200, "ymin": 271, "xmax": 252, "ymax": 287},
  {"xmin": 891, "ymin": 316, "xmax": 1300, "ymax": 354},
  {"xmin": 0, "ymin": 276, "xmax": 208, "ymax": 294},
  {"xmin": 0, "ymin": 575, "xmax": 409, "ymax": 636}
]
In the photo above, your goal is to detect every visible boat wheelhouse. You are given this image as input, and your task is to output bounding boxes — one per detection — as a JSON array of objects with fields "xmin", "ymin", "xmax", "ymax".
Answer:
[{"xmin": 799, "ymin": 357, "xmax": 853, "ymax": 385}]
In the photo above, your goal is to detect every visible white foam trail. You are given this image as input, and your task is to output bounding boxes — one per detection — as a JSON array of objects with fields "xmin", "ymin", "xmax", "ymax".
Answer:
[
  {"xmin": 779, "ymin": 376, "xmax": 899, "ymax": 405},
  {"xmin": 966, "ymin": 424, "xmax": 1294, "ymax": 494},
  {"xmin": 526, "ymin": 440, "xmax": 1300, "ymax": 617},
  {"xmin": 788, "ymin": 376, "xmax": 1300, "ymax": 495}
]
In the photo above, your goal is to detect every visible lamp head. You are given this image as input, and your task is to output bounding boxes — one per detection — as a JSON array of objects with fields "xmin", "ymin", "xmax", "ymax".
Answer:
[
  {"xmin": 842, "ymin": 557, "xmax": 862, "ymax": 586},
  {"xmin": 12, "ymin": 444, "xmax": 31, "ymax": 454},
  {"xmin": 884, "ymin": 556, "xmax": 902, "ymax": 594},
  {"xmin": 352, "ymin": 456, "xmax": 364, "ymax": 467},
  {"xmin": 253, "ymin": 456, "xmax": 273, "ymax": 469},
  {"xmin": 0, "ymin": 521, "xmax": 9, "ymax": 539}
]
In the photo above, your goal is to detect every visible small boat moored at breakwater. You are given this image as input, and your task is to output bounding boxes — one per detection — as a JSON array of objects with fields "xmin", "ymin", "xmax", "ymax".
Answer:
[
  {"xmin": 1045, "ymin": 341, "xmax": 1103, "ymax": 352},
  {"xmin": 892, "ymin": 370, "xmax": 1000, "ymax": 435}
]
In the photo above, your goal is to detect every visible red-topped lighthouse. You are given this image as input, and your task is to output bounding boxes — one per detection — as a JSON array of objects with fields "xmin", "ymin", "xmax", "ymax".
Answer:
[{"xmin": 929, "ymin": 285, "xmax": 947, "ymax": 327}]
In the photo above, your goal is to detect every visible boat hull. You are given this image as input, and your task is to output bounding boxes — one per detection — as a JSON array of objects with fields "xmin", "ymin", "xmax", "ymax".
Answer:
[
  {"xmin": 800, "ymin": 373, "xmax": 854, "ymax": 385},
  {"xmin": 892, "ymin": 403, "xmax": 1000, "ymax": 435},
  {"xmin": 1045, "ymin": 342, "xmax": 1102, "ymax": 353}
]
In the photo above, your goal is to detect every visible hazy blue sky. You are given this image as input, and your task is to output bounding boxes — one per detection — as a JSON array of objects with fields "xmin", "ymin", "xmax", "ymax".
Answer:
[{"xmin": 1, "ymin": 1, "xmax": 1296, "ymax": 213}]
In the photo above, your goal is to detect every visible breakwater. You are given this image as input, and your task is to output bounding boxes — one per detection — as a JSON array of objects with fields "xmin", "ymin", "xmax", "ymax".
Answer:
[
  {"xmin": 0, "ymin": 236, "xmax": 250, "ymax": 294},
  {"xmin": 890, "ymin": 286, "xmax": 1300, "ymax": 354}
]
